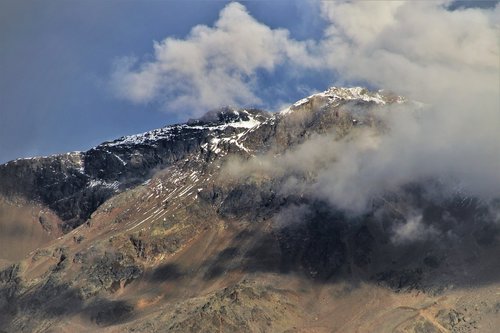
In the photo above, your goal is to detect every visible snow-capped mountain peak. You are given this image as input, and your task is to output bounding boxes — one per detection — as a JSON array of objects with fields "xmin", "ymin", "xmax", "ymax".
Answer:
[
  {"xmin": 281, "ymin": 86, "xmax": 404, "ymax": 115},
  {"xmin": 102, "ymin": 108, "xmax": 269, "ymax": 148}
]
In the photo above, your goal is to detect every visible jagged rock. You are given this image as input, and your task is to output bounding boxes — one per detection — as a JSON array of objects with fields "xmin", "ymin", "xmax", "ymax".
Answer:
[{"xmin": 80, "ymin": 251, "xmax": 142, "ymax": 298}]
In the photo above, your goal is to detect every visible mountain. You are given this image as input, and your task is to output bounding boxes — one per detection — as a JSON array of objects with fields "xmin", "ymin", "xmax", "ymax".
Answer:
[{"xmin": 0, "ymin": 87, "xmax": 498, "ymax": 332}]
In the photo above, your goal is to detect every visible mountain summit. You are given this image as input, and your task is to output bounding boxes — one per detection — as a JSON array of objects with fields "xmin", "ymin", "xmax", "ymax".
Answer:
[{"xmin": 0, "ymin": 87, "xmax": 498, "ymax": 332}]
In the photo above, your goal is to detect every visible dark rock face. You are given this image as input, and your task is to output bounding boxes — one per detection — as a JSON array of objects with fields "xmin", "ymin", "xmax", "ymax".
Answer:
[
  {"xmin": 0, "ymin": 153, "xmax": 98, "ymax": 230},
  {"xmin": 0, "ymin": 93, "xmax": 379, "ymax": 231},
  {"xmin": 87, "ymin": 299, "xmax": 134, "ymax": 326},
  {"xmin": 218, "ymin": 182, "xmax": 282, "ymax": 221},
  {"xmin": 84, "ymin": 125, "xmax": 208, "ymax": 182},
  {"xmin": 277, "ymin": 206, "xmax": 348, "ymax": 280},
  {"xmin": 0, "ymin": 109, "xmax": 272, "ymax": 230},
  {"xmin": 79, "ymin": 251, "xmax": 142, "ymax": 298},
  {"xmin": 188, "ymin": 107, "xmax": 269, "ymax": 126}
]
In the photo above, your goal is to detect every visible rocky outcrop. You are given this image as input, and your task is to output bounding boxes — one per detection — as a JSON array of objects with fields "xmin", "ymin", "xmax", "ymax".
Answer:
[
  {"xmin": 0, "ymin": 89, "xmax": 385, "ymax": 231},
  {"xmin": 0, "ymin": 109, "xmax": 272, "ymax": 230}
]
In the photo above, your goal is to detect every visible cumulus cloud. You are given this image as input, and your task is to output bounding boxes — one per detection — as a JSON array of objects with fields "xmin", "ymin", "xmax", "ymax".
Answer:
[
  {"xmin": 111, "ymin": 1, "xmax": 498, "ymax": 115},
  {"xmin": 110, "ymin": 2, "xmax": 316, "ymax": 115}
]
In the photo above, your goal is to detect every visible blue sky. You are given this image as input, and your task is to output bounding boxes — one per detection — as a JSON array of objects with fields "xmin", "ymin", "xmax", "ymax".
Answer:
[
  {"xmin": 0, "ymin": 0, "xmax": 329, "ymax": 163},
  {"xmin": 0, "ymin": 0, "xmax": 498, "ymax": 164}
]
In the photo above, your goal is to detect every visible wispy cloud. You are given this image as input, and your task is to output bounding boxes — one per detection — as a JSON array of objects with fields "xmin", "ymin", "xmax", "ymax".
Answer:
[{"xmin": 391, "ymin": 213, "xmax": 439, "ymax": 244}]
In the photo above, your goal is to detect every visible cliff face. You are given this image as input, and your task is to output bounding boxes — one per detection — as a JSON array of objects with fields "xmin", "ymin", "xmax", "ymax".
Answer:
[
  {"xmin": 0, "ymin": 109, "xmax": 271, "ymax": 230},
  {"xmin": 0, "ymin": 88, "xmax": 498, "ymax": 333},
  {"xmin": 0, "ymin": 88, "xmax": 373, "ymax": 231}
]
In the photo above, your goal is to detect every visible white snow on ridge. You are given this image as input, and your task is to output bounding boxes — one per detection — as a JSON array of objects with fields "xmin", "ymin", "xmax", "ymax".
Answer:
[
  {"xmin": 279, "ymin": 107, "xmax": 293, "ymax": 115},
  {"xmin": 209, "ymin": 138, "xmax": 223, "ymax": 154},
  {"xmin": 103, "ymin": 126, "xmax": 177, "ymax": 147},
  {"xmin": 103, "ymin": 110, "xmax": 262, "ymax": 148},
  {"xmin": 187, "ymin": 110, "xmax": 262, "ymax": 131},
  {"xmin": 89, "ymin": 179, "xmax": 120, "ymax": 190},
  {"xmin": 293, "ymin": 97, "xmax": 310, "ymax": 108},
  {"xmin": 97, "ymin": 86, "xmax": 399, "ymax": 150},
  {"xmin": 280, "ymin": 87, "xmax": 403, "ymax": 115},
  {"xmin": 8, "ymin": 151, "xmax": 82, "ymax": 164},
  {"xmin": 113, "ymin": 154, "xmax": 127, "ymax": 166},
  {"xmin": 319, "ymin": 87, "xmax": 388, "ymax": 104},
  {"xmin": 228, "ymin": 111, "xmax": 261, "ymax": 128}
]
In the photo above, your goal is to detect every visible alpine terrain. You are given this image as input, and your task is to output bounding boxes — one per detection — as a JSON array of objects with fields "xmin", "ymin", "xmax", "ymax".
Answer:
[{"xmin": 0, "ymin": 87, "xmax": 499, "ymax": 333}]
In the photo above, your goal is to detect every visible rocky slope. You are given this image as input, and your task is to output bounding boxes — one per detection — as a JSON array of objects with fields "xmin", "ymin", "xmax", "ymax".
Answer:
[{"xmin": 0, "ymin": 87, "xmax": 498, "ymax": 333}]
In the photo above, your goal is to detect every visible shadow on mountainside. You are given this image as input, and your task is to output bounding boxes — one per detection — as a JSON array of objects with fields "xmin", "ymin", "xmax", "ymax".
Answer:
[
  {"xmin": 1, "ymin": 179, "xmax": 499, "ymax": 331},
  {"xmin": 0, "ymin": 249, "xmax": 143, "ymax": 331},
  {"xmin": 197, "ymin": 186, "xmax": 500, "ymax": 293},
  {"xmin": 0, "ymin": 273, "xmax": 136, "ymax": 332},
  {"xmin": 145, "ymin": 191, "xmax": 500, "ymax": 295}
]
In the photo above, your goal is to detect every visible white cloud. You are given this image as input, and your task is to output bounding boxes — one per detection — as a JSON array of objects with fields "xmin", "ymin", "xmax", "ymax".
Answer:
[
  {"xmin": 319, "ymin": 1, "xmax": 499, "ymax": 100},
  {"xmin": 110, "ymin": 2, "xmax": 316, "ymax": 115},
  {"xmin": 313, "ymin": 0, "xmax": 500, "ymax": 207},
  {"xmin": 110, "ymin": 1, "xmax": 498, "ymax": 115},
  {"xmin": 391, "ymin": 214, "xmax": 439, "ymax": 244}
]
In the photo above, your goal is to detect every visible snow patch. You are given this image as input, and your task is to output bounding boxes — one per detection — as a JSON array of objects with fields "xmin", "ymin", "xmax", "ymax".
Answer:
[
  {"xmin": 280, "ymin": 87, "xmax": 403, "ymax": 115},
  {"xmin": 88, "ymin": 179, "xmax": 120, "ymax": 190}
]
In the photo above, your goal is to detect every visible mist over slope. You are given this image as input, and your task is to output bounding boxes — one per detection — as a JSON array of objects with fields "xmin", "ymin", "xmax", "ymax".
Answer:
[
  {"xmin": 0, "ymin": 86, "xmax": 499, "ymax": 332},
  {"xmin": 0, "ymin": 1, "xmax": 498, "ymax": 331}
]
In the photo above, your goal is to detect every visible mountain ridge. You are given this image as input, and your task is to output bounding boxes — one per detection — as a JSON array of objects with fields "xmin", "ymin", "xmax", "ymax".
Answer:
[
  {"xmin": 0, "ymin": 86, "xmax": 395, "ymax": 231},
  {"xmin": 0, "ymin": 87, "xmax": 498, "ymax": 333}
]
